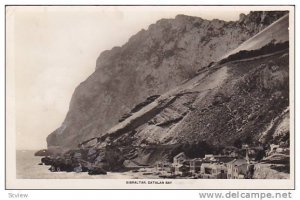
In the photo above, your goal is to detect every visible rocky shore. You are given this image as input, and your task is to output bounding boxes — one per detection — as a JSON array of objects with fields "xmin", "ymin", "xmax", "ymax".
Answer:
[{"xmin": 38, "ymin": 148, "xmax": 111, "ymax": 175}]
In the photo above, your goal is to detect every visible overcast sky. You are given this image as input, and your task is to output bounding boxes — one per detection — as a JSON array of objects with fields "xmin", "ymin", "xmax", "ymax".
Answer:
[{"xmin": 7, "ymin": 6, "xmax": 264, "ymax": 150}]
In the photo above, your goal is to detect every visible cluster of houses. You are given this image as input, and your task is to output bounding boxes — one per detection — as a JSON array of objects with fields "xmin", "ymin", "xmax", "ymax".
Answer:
[
  {"xmin": 173, "ymin": 152, "xmax": 251, "ymax": 179},
  {"xmin": 155, "ymin": 143, "xmax": 290, "ymax": 179},
  {"xmin": 156, "ymin": 145, "xmax": 262, "ymax": 179}
]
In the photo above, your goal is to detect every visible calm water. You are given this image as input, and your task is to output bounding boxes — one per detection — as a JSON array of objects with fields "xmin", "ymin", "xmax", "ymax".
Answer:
[{"xmin": 16, "ymin": 150, "xmax": 159, "ymax": 179}]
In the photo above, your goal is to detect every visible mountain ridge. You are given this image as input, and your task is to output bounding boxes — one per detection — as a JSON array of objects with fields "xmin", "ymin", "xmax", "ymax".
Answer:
[{"xmin": 47, "ymin": 11, "xmax": 288, "ymax": 149}]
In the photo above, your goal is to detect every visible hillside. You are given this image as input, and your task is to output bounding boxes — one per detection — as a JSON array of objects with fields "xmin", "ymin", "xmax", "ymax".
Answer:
[
  {"xmin": 222, "ymin": 14, "xmax": 289, "ymax": 58},
  {"xmin": 47, "ymin": 11, "xmax": 288, "ymax": 148},
  {"xmin": 90, "ymin": 45, "xmax": 289, "ymax": 166},
  {"xmin": 42, "ymin": 13, "xmax": 290, "ymax": 169}
]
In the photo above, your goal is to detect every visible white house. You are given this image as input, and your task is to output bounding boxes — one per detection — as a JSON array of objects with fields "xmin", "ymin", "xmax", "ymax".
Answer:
[
  {"xmin": 200, "ymin": 162, "xmax": 227, "ymax": 179},
  {"xmin": 172, "ymin": 152, "xmax": 188, "ymax": 175},
  {"xmin": 226, "ymin": 159, "xmax": 248, "ymax": 179}
]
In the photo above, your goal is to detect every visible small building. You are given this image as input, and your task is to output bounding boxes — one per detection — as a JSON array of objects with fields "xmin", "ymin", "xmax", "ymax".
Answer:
[
  {"xmin": 198, "ymin": 154, "xmax": 236, "ymax": 179},
  {"xmin": 202, "ymin": 154, "xmax": 235, "ymax": 163},
  {"xmin": 172, "ymin": 152, "xmax": 189, "ymax": 175},
  {"xmin": 176, "ymin": 162, "xmax": 191, "ymax": 176},
  {"xmin": 156, "ymin": 161, "xmax": 172, "ymax": 175},
  {"xmin": 214, "ymin": 155, "xmax": 236, "ymax": 163},
  {"xmin": 173, "ymin": 152, "xmax": 187, "ymax": 165},
  {"xmin": 203, "ymin": 154, "xmax": 215, "ymax": 160},
  {"xmin": 200, "ymin": 162, "xmax": 227, "ymax": 179},
  {"xmin": 226, "ymin": 159, "xmax": 248, "ymax": 179},
  {"xmin": 189, "ymin": 158, "xmax": 202, "ymax": 174}
]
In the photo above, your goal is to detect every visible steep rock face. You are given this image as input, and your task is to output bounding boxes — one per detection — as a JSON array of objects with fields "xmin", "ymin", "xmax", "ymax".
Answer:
[
  {"xmin": 84, "ymin": 14, "xmax": 289, "ymax": 166},
  {"xmin": 73, "ymin": 44, "xmax": 288, "ymax": 167},
  {"xmin": 103, "ymin": 47, "xmax": 289, "ymax": 148},
  {"xmin": 47, "ymin": 11, "xmax": 288, "ymax": 148}
]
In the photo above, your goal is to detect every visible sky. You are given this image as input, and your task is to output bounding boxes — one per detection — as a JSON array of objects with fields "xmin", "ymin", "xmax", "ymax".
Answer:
[{"xmin": 6, "ymin": 6, "xmax": 262, "ymax": 150}]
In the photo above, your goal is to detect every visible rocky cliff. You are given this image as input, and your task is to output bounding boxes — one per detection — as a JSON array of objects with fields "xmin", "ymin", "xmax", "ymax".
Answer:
[
  {"xmin": 89, "ymin": 14, "xmax": 289, "ymax": 166},
  {"xmin": 47, "ymin": 11, "xmax": 288, "ymax": 149}
]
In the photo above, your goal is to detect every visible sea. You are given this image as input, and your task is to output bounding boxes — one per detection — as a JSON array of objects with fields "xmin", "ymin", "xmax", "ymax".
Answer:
[{"xmin": 16, "ymin": 150, "xmax": 158, "ymax": 179}]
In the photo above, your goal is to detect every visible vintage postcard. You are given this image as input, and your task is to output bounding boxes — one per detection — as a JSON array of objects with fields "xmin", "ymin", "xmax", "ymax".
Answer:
[{"xmin": 5, "ymin": 5, "xmax": 295, "ymax": 189}]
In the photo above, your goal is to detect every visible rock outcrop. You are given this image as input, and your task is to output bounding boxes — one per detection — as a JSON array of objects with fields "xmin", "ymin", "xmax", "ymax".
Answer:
[{"xmin": 47, "ymin": 11, "xmax": 288, "ymax": 149}]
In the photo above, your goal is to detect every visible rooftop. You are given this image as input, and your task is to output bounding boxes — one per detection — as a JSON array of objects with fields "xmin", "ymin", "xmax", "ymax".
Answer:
[{"xmin": 227, "ymin": 159, "xmax": 248, "ymax": 166}]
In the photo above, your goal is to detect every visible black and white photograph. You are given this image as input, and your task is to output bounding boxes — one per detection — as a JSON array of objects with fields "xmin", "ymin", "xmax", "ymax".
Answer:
[{"xmin": 5, "ymin": 5, "xmax": 295, "ymax": 189}]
